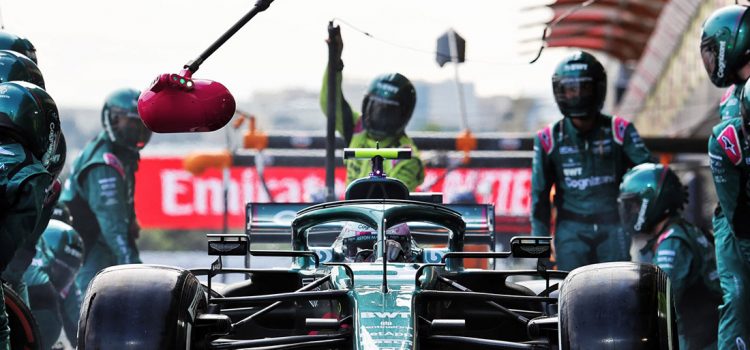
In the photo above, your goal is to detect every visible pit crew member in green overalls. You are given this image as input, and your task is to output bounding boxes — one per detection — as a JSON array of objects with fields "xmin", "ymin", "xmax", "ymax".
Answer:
[
  {"xmin": 0, "ymin": 82, "xmax": 61, "ymax": 350},
  {"xmin": 700, "ymin": 5, "xmax": 750, "ymax": 348},
  {"xmin": 530, "ymin": 51, "xmax": 653, "ymax": 271},
  {"xmin": 619, "ymin": 163, "xmax": 721, "ymax": 349},
  {"xmin": 23, "ymin": 204, "xmax": 83, "ymax": 349},
  {"xmin": 1, "ymin": 51, "xmax": 65, "ymax": 306},
  {"xmin": 319, "ymin": 29, "xmax": 424, "ymax": 190},
  {"xmin": 61, "ymin": 88, "xmax": 151, "ymax": 295}
]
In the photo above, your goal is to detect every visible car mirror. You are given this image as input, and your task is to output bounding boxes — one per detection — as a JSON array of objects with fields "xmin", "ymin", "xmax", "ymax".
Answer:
[
  {"xmin": 207, "ymin": 234, "xmax": 248, "ymax": 256},
  {"xmin": 510, "ymin": 236, "xmax": 552, "ymax": 258}
]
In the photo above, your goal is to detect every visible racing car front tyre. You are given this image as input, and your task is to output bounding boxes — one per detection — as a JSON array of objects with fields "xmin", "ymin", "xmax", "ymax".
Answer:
[
  {"xmin": 558, "ymin": 262, "xmax": 677, "ymax": 350},
  {"xmin": 77, "ymin": 264, "xmax": 207, "ymax": 350}
]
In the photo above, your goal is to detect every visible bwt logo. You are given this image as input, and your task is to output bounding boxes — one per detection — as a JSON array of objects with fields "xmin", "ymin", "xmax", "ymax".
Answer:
[
  {"xmin": 563, "ymin": 167, "xmax": 582, "ymax": 177},
  {"xmin": 564, "ymin": 63, "xmax": 587, "ymax": 71},
  {"xmin": 375, "ymin": 82, "xmax": 399, "ymax": 94}
]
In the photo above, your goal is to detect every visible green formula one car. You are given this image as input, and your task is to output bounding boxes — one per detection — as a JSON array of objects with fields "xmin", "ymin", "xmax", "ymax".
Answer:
[{"xmin": 76, "ymin": 148, "xmax": 677, "ymax": 350}]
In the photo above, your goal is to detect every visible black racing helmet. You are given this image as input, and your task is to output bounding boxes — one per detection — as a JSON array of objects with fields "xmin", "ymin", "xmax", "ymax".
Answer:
[
  {"xmin": 361, "ymin": 73, "xmax": 416, "ymax": 140},
  {"xmin": 0, "ymin": 30, "xmax": 37, "ymax": 64},
  {"xmin": 551, "ymin": 51, "xmax": 607, "ymax": 119},
  {"xmin": 0, "ymin": 50, "xmax": 44, "ymax": 88},
  {"xmin": 700, "ymin": 5, "xmax": 750, "ymax": 88},
  {"xmin": 102, "ymin": 88, "xmax": 152, "ymax": 151},
  {"xmin": 0, "ymin": 81, "xmax": 61, "ymax": 169}
]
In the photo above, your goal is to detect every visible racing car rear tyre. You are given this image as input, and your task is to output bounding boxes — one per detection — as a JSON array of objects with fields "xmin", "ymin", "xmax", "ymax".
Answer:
[
  {"xmin": 77, "ymin": 264, "xmax": 207, "ymax": 350},
  {"xmin": 3, "ymin": 283, "xmax": 42, "ymax": 350},
  {"xmin": 558, "ymin": 262, "xmax": 677, "ymax": 350}
]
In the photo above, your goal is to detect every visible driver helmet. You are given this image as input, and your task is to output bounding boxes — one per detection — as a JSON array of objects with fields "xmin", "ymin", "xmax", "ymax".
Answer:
[
  {"xmin": 551, "ymin": 51, "xmax": 607, "ymax": 119},
  {"xmin": 0, "ymin": 30, "xmax": 37, "ymax": 64},
  {"xmin": 361, "ymin": 73, "xmax": 416, "ymax": 140},
  {"xmin": 340, "ymin": 222, "xmax": 412, "ymax": 262},
  {"xmin": 618, "ymin": 163, "xmax": 686, "ymax": 234},
  {"xmin": 700, "ymin": 5, "xmax": 750, "ymax": 88},
  {"xmin": 39, "ymin": 220, "xmax": 84, "ymax": 293},
  {"xmin": 102, "ymin": 88, "xmax": 152, "ymax": 151}
]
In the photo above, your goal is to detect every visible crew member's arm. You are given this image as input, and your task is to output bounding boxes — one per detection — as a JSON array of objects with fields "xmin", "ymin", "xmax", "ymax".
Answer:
[
  {"xmin": 622, "ymin": 123, "xmax": 654, "ymax": 165},
  {"xmin": 531, "ymin": 136, "xmax": 554, "ymax": 236},
  {"xmin": 320, "ymin": 68, "xmax": 360, "ymax": 145},
  {"xmin": 653, "ymin": 237, "xmax": 692, "ymax": 305},
  {"xmin": 0, "ymin": 175, "xmax": 51, "ymax": 270},
  {"xmin": 81, "ymin": 165, "xmax": 141, "ymax": 264},
  {"xmin": 709, "ymin": 135, "xmax": 745, "ymax": 234},
  {"xmin": 3, "ymin": 178, "xmax": 61, "ymax": 303}
]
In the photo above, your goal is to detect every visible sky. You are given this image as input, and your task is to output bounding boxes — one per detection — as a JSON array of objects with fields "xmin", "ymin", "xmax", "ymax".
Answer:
[{"xmin": 1, "ymin": 0, "xmax": 581, "ymax": 109}]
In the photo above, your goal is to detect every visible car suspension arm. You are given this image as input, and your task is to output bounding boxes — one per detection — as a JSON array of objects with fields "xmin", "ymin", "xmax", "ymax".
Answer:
[
  {"xmin": 231, "ymin": 274, "xmax": 332, "ymax": 328},
  {"xmin": 438, "ymin": 276, "xmax": 529, "ymax": 325},
  {"xmin": 210, "ymin": 333, "xmax": 349, "ymax": 350}
]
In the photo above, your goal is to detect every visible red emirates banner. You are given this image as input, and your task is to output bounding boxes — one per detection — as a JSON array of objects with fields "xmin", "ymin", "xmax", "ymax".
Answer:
[{"xmin": 135, "ymin": 157, "xmax": 531, "ymax": 229}]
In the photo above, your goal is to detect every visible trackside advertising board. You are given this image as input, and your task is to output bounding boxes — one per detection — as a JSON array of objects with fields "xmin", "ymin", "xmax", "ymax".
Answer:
[{"xmin": 134, "ymin": 157, "xmax": 531, "ymax": 230}]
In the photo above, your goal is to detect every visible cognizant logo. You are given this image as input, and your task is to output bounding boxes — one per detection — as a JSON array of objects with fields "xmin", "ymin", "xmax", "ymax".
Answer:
[
  {"xmin": 718, "ymin": 41, "xmax": 727, "ymax": 78},
  {"xmin": 634, "ymin": 198, "xmax": 650, "ymax": 231}
]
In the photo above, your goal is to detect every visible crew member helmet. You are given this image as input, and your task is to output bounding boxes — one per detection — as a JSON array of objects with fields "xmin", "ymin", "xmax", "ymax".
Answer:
[
  {"xmin": 0, "ymin": 31, "xmax": 37, "ymax": 64},
  {"xmin": 361, "ymin": 73, "xmax": 416, "ymax": 140},
  {"xmin": 39, "ymin": 220, "xmax": 84, "ymax": 292},
  {"xmin": 102, "ymin": 88, "xmax": 152, "ymax": 151},
  {"xmin": 0, "ymin": 81, "xmax": 61, "ymax": 170},
  {"xmin": 0, "ymin": 50, "xmax": 43, "ymax": 88},
  {"xmin": 618, "ymin": 163, "xmax": 686, "ymax": 234},
  {"xmin": 700, "ymin": 5, "xmax": 750, "ymax": 88},
  {"xmin": 551, "ymin": 51, "xmax": 607, "ymax": 119}
]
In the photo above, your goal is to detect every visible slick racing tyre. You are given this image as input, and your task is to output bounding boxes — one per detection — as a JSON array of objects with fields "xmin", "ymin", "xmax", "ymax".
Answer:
[
  {"xmin": 558, "ymin": 262, "xmax": 677, "ymax": 349},
  {"xmin": 77, "ymin": 264, "xmax": 207, "ymax": 350},
  {"xmin": 3, "ymin": 284, "xmax": 42, "ymax": 350}
]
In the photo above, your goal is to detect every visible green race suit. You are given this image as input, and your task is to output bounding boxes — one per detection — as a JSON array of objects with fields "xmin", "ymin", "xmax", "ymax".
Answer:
[
  {"xmin": 708, "ymin": 118, "xmax": 750, "ymax": 349},
  {"xmin": 320, "ymin": 68, "xmax": 424, "ymax": 191},
  {"xmin": 60, "ymin": 132, "xmax": 141, "ymax": 294},
  {"xmin": 1, "ymin": 178, "xmax": 60, "ymax": 306},
  {"xmin": 0, "ymin": 139, "xmax": 52, "ymax": 350},
  {"xmin": 642, "ymin": 217, "xmax": 722, "ymax": 350},
  {"xmin": 22, "ymin": 224, "xmax": 81, "ymax": 349},
  {"xmin": 720, "ymin": 84, "xmax": 742, "ymax": 121},
  {"xmin": 531, "ymin": 115, "xmax": 652, "ymax": 270}
]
